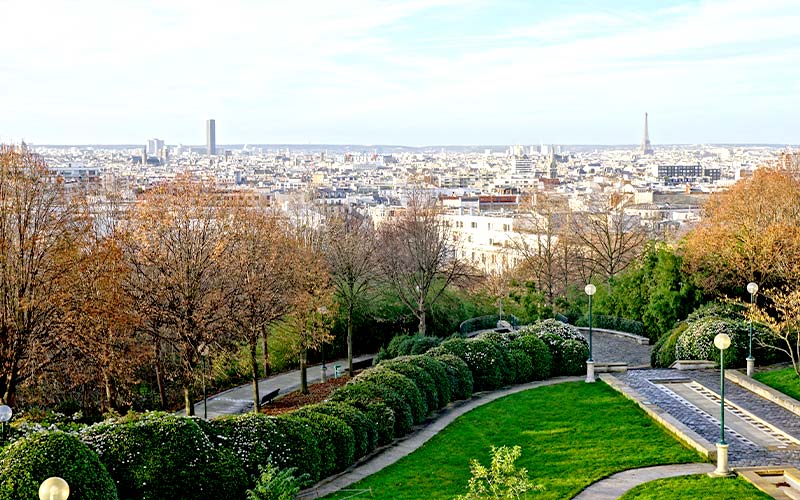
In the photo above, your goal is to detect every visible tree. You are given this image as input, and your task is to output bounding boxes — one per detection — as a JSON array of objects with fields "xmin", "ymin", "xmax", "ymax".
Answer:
[
  {"xmin": 228, "ymin": 204, "xmax": 295, "ymax": 411},
  {"xmin": 0, "ymin": 145, "xmax": 90, "ymax": 405},
  {"xmin": 124, "ymin": 180, "xmax": 235, "ymax": 415},
  {"xmin": 684, "ymin": 167, "xmax": 800, "ymax": 294},
  {"xmin": 323, "ymin": 212, "xmax": 378, "ymax": 376},
  {"xmin": 379, "ymin": 196, "xmax": 468, "ymax": 336},
  {"xmin": 748, "ymin": 287, "xmax": 800, "ymax": 377},
  {"xmin": 570, "ymin": 201, "xmax": 647, "ymax": 281},
  {"xmin": 456, "ymin": 445, "xmax": 540, "ymax": 500}
]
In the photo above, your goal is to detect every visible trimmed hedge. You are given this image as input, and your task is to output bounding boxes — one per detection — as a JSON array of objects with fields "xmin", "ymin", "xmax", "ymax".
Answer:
[
  {"xmin": 356, "ymin": 368, "xmax": 427, "ymax": 424},
  {"xmin": 506, "ymin": 348, "xmax": 534, "ymax": 383},
  {"xmin": 400, "ymin": 355, "xmax": 452, "ymax": 408},
  {"xmin": 280, "ymin": 413, "xmax": 354, "ymax": 478},
  {"xmin": 292, "ymin": 402, "xmax": 377, "ymax": 460},
  {"xmin": 208, "ymin": 413, "xmax": 321, "ymax": 483},
  {"xmin": 436, "ymin": 337, "xmax": 506, "ymax": 391},
  {"xmin": 381, "ymin": 358, "xmax": 439, "ymax": 414},
  {"xmin": 359, "ymin": 402, "xmax": 395, "ymax": 446},
  {"xmin": 675, "ymin": 318, "xmax": 747, "ymax": 367},
  {"xmin": 377, "ymin": 335, "xmax": 443, "ymax": 363},
  {"xmin": 427, "ymin": 351, "xmax": 474, "ymax": 400},
  {"xmin": 330, "ymin": 379, "xmax": 414, "ymax": 439},
  {"xmin": 0, "ymin": 432, "xmax": 118, "ymax": 500},
  {"xmin": 509, "ymin": 335, "xmax": 552, "ymax": 380},
  {"xmin": 81, "ymin": 412, "xmax": 247, "ymax": 500},
  {"xmin": 539, "ymin": 333, "xmax": 589, "ymax": 376}
]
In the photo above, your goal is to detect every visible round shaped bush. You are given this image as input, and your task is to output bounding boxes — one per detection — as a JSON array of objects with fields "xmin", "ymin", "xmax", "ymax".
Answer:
[
  {"xmin": 519, "ymin": 319, "xmax": 586, "ymax": 342},
  {"xmin": 402, "ymin": 355, "xmax": 451, "ymax": 408},
  {"xmin": 295, "ymin": 402, "xmax": 376, "ymax": 459},
  {"xmin": 510, "ymin": 335, "xmax": 552, "ymax": 380},
  {"xmin": 81, "ymin": 413, "xmax": 247, "ymax": 500},
  {"xmin": 330, "ymin": 380, "xmax": 413, "ymax": 438},
  {"xmin": 427, "ymin": 351, "xmax": 473, "ymax": 400},
  {"xmin": 360, "ymin": 402, "xmax": 395, "ymax": 446},
  {"xmin": 387, "ymin": 334, "xmax": 414, "ymax": 358},
  {"xmin": 281, "ymin": 413, "xmax": 354, "ymax": 478},
  {"xmin": 560, "ymin": 339, "xmax": 590, "ymax": 375},
  {"xmin": 0, "ymin": 432, "xmax": 118, "ymax": 500},
  {"xmin": 652, "ymin": 323, "xmax": 686, "ymax": 368},
  {"xmin": 410, "ymin": 336, "xmax": 442, "ymax": 355},
  {"xmin": 437, "ymin": 338, "xmax": 505, "ymax": 391},
  {"xmin": 506, "ymin": 348, "xmax": 534, "ymax": 383},
  {"xmin": 381, "ymin": 358, "xmax": 438, "ymax": 414},
  {"xmin": 675, "ymin": 318, "xmax": 747, "ymax": 366},
  {"xmin": 356, "ymin": 367, "xmax": 427, "ymax": 424},
  {"xmin": 208, "ymin": 413, "xmax": 321, "ymax": 483}
]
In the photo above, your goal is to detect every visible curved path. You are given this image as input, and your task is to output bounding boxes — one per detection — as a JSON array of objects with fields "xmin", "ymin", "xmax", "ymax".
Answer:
[
  {"xmin": 297, "ymin": 376, "xmax": 582, "ymax": 499},
  {"xmin": 572, "ymin": 463, "xmax": 714, "ymax": 499}
]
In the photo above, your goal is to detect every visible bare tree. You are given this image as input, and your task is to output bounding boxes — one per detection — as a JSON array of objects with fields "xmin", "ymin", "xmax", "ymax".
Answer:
[
  {"xmin": 0, "ymin": 146, "xmax": 90, "ymax": 405},
  {"xmin": 379, "ymin": 196, "xmax": 467, "ymax": 336},
  {"xmin": 570, "ymin": 201, "xmax": 647, "ymax": 281},
  {"xmin": 228, "ymin": 204, "xmax": 295, "ymax": 411},
  {"xmin": 323, "ymin": 211, "xmax": 378, "ymax": 376}
]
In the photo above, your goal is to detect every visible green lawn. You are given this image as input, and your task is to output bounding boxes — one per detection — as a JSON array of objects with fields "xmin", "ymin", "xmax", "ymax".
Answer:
[
  {"xmin": 754, "ymin": 366, "xmax": 800, "ymax": 401},
  {"xmin": 619, "ymin": 474, "xmax": 772, "ymax": 499},
  {"xmin": 324, "ymin": 381, "xmax": 701, "ymax": 500}
]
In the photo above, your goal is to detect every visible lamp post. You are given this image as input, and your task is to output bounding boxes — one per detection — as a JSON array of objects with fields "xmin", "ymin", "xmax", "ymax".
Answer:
[
  {"xmin": 585, "ymin": 284, "xmax": 597, "ymax": 383},
  {"xmin": 0, "ymin": 405, "xmax": 12, "ymax": 443},
  {"xmin": 39, "ymin": 477, "xmax": 69, "ymax": 500},
  {"xmin": 199, "ymin": 343, "xmax": 210, "ymax": 419},
  {"xmin": 710, "ymin": 332, "xmax": 734, "ymax": 477},
  {"xmin": 746, "ymin": 282, "xmax": 758, "ymax": 377},
  {"xmin": 318, "ymin": 306, "xmax": 328, "ymax": 382}
]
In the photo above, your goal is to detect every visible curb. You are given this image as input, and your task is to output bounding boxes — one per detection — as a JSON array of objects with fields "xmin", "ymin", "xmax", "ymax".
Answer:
[
  {"xmin": 599, "ymin": 374, "xmax": 717, "ymax": 461},
  {"xmin": 726, "ymin": 369, "xmax": 800, "ymax": 418}
]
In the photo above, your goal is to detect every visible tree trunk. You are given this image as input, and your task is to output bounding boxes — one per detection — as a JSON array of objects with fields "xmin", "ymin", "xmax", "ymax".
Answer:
[
  {"xmin": 184, "ymin": 385, "xmax": 195, "ymax": 416},
  {"xmin": 418, "ymin": 307, "xmax": 426, "ymax": 336},
  {"xmin": 103, "ymin": 370, "xmax": 114, "ymax": 411},
  {"xmin": 347, "ymin": 304, "xmax": 354, "ymax": 377},
  {"xmin": 154, "ymin": 344, "xmax": 167, "ymax": 409},
  {"xmin": 300, "ymin": 348, "xmax": 308, "ymax": 394},
  {"xmin": 250, "ymin": 334, "xmax": 260, "ymax": 413},
  {"xmin": 262, "ymin": 326, "xmax": 272, "ymax": 377}
]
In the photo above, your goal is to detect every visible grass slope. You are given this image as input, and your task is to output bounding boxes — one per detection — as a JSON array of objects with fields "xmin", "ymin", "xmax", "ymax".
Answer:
[
  {"xmin": 619, "ymin": 474, "xmax": 772, "ymax": 499},
  {"xmin": 754, "ymin": 366, "xmax": 800, "ymax": 401},
  {"xmin": 324, "ymin": 381, "xmax": 700, "ymax": 499}
]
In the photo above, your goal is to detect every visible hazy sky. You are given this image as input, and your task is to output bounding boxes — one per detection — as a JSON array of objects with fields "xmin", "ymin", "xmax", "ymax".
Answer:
[{"xmin": 1, "ymin": 0, "xmax": 798, "ymax": 145}]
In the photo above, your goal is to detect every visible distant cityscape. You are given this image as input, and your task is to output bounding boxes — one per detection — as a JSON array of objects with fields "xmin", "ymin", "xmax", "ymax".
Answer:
[{"xmin": 14, "ymin": 113, "xmax": 793, "ymax": 275}]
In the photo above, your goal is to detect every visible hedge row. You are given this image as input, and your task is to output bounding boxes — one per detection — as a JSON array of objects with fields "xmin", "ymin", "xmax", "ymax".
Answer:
[{"xmin": 0, "ymin": 320, "xmax": 587, "ymax": 499}]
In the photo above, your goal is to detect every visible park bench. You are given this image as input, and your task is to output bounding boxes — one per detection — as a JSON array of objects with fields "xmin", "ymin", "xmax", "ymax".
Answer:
[{"xmin": 259, "ymin": 388, "xmax": 280, "ymax": 407}]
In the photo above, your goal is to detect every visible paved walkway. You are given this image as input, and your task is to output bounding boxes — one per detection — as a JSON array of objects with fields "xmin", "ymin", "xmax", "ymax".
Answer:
[
  {"xmin": 572, "ymin": 463, "xmax": 715, "ymax": 499},
  {"xmin": 297, "ymin": 376, "xmax": 582, "ymax": 499},
  {"xmin": 191, "ymin": 354, "xmax": 374, "ymax": 418},
  {"xmin": 581, "ymin": 331, "xmax": 651, "ymax": 367}
]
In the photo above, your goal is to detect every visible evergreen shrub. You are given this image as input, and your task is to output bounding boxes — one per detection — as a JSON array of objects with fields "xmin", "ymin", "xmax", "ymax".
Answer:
[{"xmin": 510, "ymin": 335, "xmax": 552, "ymax": 380}]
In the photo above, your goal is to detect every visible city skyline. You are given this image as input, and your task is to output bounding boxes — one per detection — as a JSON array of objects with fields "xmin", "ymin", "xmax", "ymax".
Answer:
[{"xmin": 1, "ymin": 0, "xmax": 798, "ymax": 146}]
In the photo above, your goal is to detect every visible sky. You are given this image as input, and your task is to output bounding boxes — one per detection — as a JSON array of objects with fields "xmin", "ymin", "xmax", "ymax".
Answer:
[{"xmin": 1, "ymin": 0, "xmax": 798, "ymax": 146}]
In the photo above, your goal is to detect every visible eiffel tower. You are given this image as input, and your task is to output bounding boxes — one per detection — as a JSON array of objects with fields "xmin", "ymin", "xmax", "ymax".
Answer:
[{"xmin": 641, "ymin": 112, "xmax": 654, "ymax": 155}]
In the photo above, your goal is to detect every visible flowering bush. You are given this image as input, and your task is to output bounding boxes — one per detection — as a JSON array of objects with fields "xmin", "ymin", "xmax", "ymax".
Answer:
[
  {"xmin": 518, "ymin": 319, "xmax": 586, "ymax": 342},
  {"xmin": 675, "ymin": 318, "xmax": 747, "ymax": 366},
  {"xmin": 427, "ymin": 352, "xmax": 474, "ymax": 400},
  {"xmin": 510, "ymin": 335, "xmax": 552, "ymax": 380},
  {"xmin": 0, "ymin": 431, "xmax": 118, "ymax": 500},
  {"xmin": 81, "ymin": 412, "xmax": 247, "ymax": 500},
  {"xmin": 436, "ymin": 338, "xmax": 505, "ymax": 391},
  {"xmin": 292, "ymin": 402, "xmax": 376, "ymax": 460},
  {"xmin": 538, "ymin": 333, "xmax": 589, "ymax": 376}
]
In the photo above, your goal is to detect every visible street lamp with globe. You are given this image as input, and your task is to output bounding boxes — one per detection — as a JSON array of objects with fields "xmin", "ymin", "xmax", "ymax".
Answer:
[
  {"xmin": 709, "ymin": 332, "xmax": 734, "ymax": 477},
  {"xmin": 39, "ymin": 477, "xmax": 69, "ymax": 500},
  {"xmin": 746, "ymin": 282, "xmax": 758, "ymax": 377},
  {"xmin": 0, "ymin": 405, "xmax": 12, "ymax": 442},
  {"xmin": 584, "ymin": 284, "xmax": 597, "ymax": 383}
]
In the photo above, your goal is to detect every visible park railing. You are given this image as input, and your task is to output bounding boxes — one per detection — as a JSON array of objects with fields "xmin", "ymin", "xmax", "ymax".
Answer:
[
  {"xmin": 459, "ymin": 314, "xmax": 520, "ymax": 336},
  {"xmin": 575, "ymin": 314, "xmax": 645, "ymax": 336}
]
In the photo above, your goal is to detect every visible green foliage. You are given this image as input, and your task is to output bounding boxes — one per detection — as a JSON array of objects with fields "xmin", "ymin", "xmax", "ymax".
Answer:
[
  {"xmin": 619, "ymin": 474, "xmax": 772, "ymax": 500},
  {"xmin": 0, "ymin": 432, "xmax": 118, "ymax": 500},
  {"xmin": 381, "ymin": 334, "xmax": 443, "ymax": 362},
  {"xmin": 593, "ymin": 244, "xmax": 703, "ymax": 340},
  {"xmin": 506, "ymin": 349, "xmax": 534, "ymax": 384},
  {"xmin": 280, "ymin": 413, "xmax": 354, "ymax": 478},
  {"xmin": 357, "ymin": 367, "xmax": 427, "ymax": 424},
  {"xmin": 359, "ymin": 402, "xmax": 395, "ymax": 446},
  {"xmin": 754, "ymin": 367, "xmax": 800, "ymax": 402},
  {"xmin": 519, "ymin": 320, "xmax": 588, "ymax": 376},
  {"xmin": 246, "ymin": 463, "xmax": 308, "ymax": 500},
  {"xmin": 81, "ymin": 412, "xmax": 248, "ymax": 500},
  {"xmin": 294, "ymin": 402, "xmax": 377, "ymax": 460},
  {"xmin": 381, "ymin": 358, "xmax": 440, "ymax": 413},
  {"xmin": 208, "ymin": 413, "xmax": 321, "ymax": 484},
  {"xmin": 437, "ymin": 338, "xmax": 506, "ymax": 391},
  {"xmin": 651, "ymin": 322, "xmax": 686, "ymax": 368},
  {"xmin": 330, "ymin": 378, "xmax": 414, "ymax": 439},
  {"xmin": 455, "ymin": 445, "xmax": 540, "ymax": 500},
  {"xmin": 427, "ymin": 351, "xmax": 474, "ymax": 400},
  {"xmin": 675, "ymin": 318, "xmax": 748, "ymax": 366},
  {"xmin": 509, "ymin": 335, "xmax": 552, "ymax": 380},
  {"xmin": 401, "ymin": 354, "xmax": 452, "ymax": 408},
  {"xmin": 506, "ymin": 281, "xmax": 554, "ymax": 324}
]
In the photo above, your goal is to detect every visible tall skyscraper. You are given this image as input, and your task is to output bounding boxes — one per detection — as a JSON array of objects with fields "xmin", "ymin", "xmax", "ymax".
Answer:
[
  {"xmin": 206, "ymin": 119, "xmax": 216, "ymax": 155},
  {"xmin": 641, "ymin": 112, "xmax": 654, "ymax": 155},
  {"xmin": 147, "ymin": 138, "xmax": 164, "ymax": 156}
]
